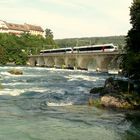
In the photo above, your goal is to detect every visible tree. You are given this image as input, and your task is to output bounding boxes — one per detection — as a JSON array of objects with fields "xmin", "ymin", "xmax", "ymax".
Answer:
[
  {"xmin": 123, "ymin": 0, "xmax": 140, "ymax": 79},
  {"xmin": 45, "ymin": 28, "xmax": 54, "ymax": 39},
  {"xmin": 44, "ymin": 28, "xmax": 57, "ymax": 48},
  {"xmin": 0, "ymin": 45, "xmax": 7, "ymax": 64}
]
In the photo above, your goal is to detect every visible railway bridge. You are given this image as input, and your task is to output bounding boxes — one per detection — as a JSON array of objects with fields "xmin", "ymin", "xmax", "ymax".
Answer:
[{"xmin": 28, "ymin": 51, "xmax": 123, "ymax": 72}]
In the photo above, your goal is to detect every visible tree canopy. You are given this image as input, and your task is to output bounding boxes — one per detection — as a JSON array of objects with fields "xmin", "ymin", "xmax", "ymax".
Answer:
[
  {"xmin": 0, "ymin": 29, "xmax": 57, "ymax": 65},
  {"xmin": 123, "ymin": 0, "xmax": 140, "ymax": 79}
]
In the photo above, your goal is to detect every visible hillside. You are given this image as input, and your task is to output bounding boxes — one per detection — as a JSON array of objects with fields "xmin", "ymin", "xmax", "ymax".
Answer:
[{"xmin": 55, "ymin": 36, "xmax": 125, "ymax": 49}]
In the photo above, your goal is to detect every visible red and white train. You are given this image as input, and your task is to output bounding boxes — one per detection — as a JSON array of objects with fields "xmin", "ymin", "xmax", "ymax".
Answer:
[{"xmin": 40, "ymin": 44, "xmax": 118, "ymax": 55}]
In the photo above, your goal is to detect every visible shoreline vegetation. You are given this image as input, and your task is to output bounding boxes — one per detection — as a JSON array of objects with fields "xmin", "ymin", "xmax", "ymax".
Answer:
[{"xmin": 89, "ymin": 77, "xmax": 140, "ymax": 110}]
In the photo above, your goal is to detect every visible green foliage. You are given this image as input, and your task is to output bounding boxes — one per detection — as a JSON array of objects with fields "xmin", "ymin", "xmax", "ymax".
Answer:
[
  {"xmin": 88, "ymin": 97, "xmax": 102, "ymax": 107},
  {"xmin": 123, "ymin": 0, "xmax": 140, "ymax": 79},
  {"xmin": 130, "ymin": 0, "xmax": 140, "ymax": 30},
  {"xmin": 45, "ymin": 28, "xmax": 57, "ymax": 49},
  {"xmin": 0, "ymin": 45, "xmax": 7, "ymax": 64},
  {"xmin": 45, "ymin": 28, "xmax": 54, "ymax": 39},
  {"xmin": 55, "ymin": 36, "xmax": 125, "ymax": 49},
  {"xmin": 0, "ymin": 29, "xmax": 57, "ymax": 65},
  {"xmin": 123, "ymin": 52, "xmax": 140, "ymax": 78}
]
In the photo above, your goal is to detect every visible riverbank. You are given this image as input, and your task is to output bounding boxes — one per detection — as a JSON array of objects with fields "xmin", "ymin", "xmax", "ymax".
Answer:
[{"xmin": 90, "ymin": 77, "xmax": 140, "ymax": 109}]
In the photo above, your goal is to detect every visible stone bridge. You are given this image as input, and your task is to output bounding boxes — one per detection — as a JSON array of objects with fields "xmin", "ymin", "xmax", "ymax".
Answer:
[{"xmin": 28, "ymin": 52, "xmax": 123, "ymax": 71}]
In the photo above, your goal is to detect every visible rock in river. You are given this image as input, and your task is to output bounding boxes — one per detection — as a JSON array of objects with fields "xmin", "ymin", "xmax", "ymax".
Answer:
[{"xmin": 8, "ymin": 69, "xmax": 23, "ymax": 75}]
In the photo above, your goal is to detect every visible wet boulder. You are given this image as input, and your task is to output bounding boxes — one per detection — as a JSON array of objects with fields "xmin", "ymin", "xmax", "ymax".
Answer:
[
  {"xmin": 101, "ymin": 95, "xmax": 132, "ymax": 109},
  {"xmin": 102, "ymin": 77, "xmax": 135, "ymax": 96},
  {"xmin": 103, "ymin": 77, "xmax": 120, "ymax": 94},
  {"xmin": 90, "ymin": 87, "xmax": 104, "ymax": 94},
  {"xmin": 8, "ymin": 69, "xmax": 23, "ymax": 75}
]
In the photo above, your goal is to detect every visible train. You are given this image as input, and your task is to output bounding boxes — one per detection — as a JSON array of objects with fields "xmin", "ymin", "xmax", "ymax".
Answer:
[
  {"xmin": 40, "ymin": 44, "xmax": 118, "ymax": 55},
  {"xmin": 40, "ymin": 47, "xmax": 72, "ymax": 54}
]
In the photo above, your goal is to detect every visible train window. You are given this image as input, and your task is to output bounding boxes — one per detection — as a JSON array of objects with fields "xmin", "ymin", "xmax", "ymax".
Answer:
[{"xmin": 105, "ymin": 46, "xmax": 113, "ymax": 49}]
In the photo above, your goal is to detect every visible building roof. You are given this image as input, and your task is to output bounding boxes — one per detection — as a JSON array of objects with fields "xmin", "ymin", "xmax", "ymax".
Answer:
[
  {"xmin": 5, "ymin": 22, "xmax": 28, "ymax": 32},
  {"xmin": 24, "ymin": 23, "xmax": 44, "ymax": 32}
]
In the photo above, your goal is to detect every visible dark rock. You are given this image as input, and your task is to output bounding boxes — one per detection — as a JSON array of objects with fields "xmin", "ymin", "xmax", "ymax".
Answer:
[
  {"xmin": 102, "ymin": 77, "xmax": 135, "ymax": 96},
  {"xmin": 90, "ymin": 87, "xmax": 104, "ymax": 94}
]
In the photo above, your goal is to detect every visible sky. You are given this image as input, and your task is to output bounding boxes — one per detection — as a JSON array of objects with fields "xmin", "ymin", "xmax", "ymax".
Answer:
[{"xmin": 0, "ymin": 0, "xmax": 132, "ymax": 39}]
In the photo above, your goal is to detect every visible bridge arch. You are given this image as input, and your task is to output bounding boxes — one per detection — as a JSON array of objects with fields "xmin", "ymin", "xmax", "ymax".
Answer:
[
  {"xmin": 28, "ymin": 57, "xmax": 37, "ymax": 66},
  {"xmin": 87, "ymin": 58, "xmax": 97, "ymax": 70},
  {"xmin": 36, "ymin": 57, "xmax": 45, "ymax": 66},
  {"xmin": 44, "ymin": 57, "xmax": 55, "ymax": 67},
  {"xmin": 65, "ymin": 57, "xmax": 77, "ymax": 68},
  {"xmin": 54, "ymin": 57, "xmax": 65, "ymax": 68}
]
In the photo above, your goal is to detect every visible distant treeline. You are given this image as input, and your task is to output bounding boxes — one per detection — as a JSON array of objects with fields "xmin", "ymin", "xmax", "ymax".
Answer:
[{"xmin": 55, "ymin": 36, "xmax": 126, "ymax": 49}]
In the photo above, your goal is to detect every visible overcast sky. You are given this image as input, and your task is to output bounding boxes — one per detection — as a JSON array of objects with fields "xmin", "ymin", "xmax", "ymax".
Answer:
[{"xmin": 0, "ymin": 0, "xmax": 132, "ymax": 39}]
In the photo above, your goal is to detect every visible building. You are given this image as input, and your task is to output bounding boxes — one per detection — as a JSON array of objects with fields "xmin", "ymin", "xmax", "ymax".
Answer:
[
  {"xmin": 24, "ymin": 23, "xmax": 44, "ymax": 36},
  {"xmin": 0, "ymin": 20, "xmax": 44, "ymax": 36}
]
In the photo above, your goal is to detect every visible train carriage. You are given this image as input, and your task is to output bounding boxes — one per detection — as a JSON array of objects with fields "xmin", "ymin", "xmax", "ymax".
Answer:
[
  {"xmin": 40, "ymin": 44, "xmax": 118, "ymax": 55},
  {"xmin": 40, "ymin": 47, "xmax": 72, "ymax": 55},
  {"xmin": 73, "ymin": 44, "xmax": 118, "ymax": 53}
]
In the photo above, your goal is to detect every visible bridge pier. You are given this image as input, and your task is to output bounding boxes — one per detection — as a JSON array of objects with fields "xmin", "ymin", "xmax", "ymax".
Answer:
[
  {"xmin": 36, "ymin": 56, "xmax": 45, "ymax": 66},
  {"xmin": 64, "ymin": 57, "xmax": 76, "ymax": 69},
  {"xmin": 44, "ymin": 57, "xmax": 55, "ymax": 67},
  {"xmin": 77, "ymin": 56, "xmax": 90, "ymax": 70},
  {"xmin": 87, "ymin": 58, "xmax": 97, "ymax": 70},
  {"xmin": 54, "ymin": 57, "xmax": 65, "ymax": 68},
  {"xmin": 28, "ymin": 57, "xmax": 37, "ymax": 66},
  {"xmin": 94, "ymin": 55, "xmax": 106, "ymax": 71}
]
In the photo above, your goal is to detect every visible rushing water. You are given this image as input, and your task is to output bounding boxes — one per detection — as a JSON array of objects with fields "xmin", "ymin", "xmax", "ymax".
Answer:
[{"xmin": 0, "ymin": 66, "xmax": 140, "ymax": 140}]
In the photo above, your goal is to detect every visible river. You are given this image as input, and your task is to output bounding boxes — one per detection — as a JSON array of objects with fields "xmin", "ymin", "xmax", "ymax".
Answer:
[{"xmin": 0, "ymin": 66, "xmax": 140, "ymax": 140}]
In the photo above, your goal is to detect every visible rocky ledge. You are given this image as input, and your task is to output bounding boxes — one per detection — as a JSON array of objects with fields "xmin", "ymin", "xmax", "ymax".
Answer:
[{"xmin": 89, "ymin": 77, "xmax": 140, "ymax": 109}]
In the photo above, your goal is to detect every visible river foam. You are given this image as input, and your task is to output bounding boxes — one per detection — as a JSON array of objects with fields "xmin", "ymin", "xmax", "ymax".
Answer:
[{"xmin": 47, "ymin": 102, "xmax": 73, "ymax": 106}]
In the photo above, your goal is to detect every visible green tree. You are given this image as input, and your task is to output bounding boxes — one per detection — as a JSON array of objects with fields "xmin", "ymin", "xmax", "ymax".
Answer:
[
  {"xmin": 0, "ymin": 45, "xmax": 7, "ymax": 64},
  {"xmin": 45, "ymin": 28, "xmax": 57, "ymax": 49},
  {"xmin": 45, "ymin": 28, "xmax": 54, "ymax": 39},
  {"xmin": 0, "ymin": 29, "xmax": 57, "ymax": 65},
  {"xmin": 123, "ymin": 0, "xmax": 140, "ymax": 79}
]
